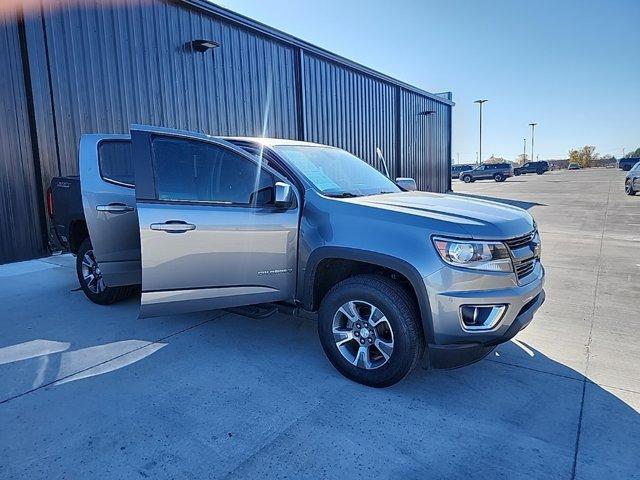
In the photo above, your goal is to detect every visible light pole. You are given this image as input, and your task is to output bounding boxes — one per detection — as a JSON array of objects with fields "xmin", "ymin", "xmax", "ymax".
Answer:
[
  {"xmin": 475, "ymin": 100, "xmax": 488, "ymax": 164},
  {"xmin": 529, "ymin": 123, "xmax": 538, "ymax": 165},
  {"xmin": 523, "ymin": 138, "xmax": 527, "ymax": 164}
]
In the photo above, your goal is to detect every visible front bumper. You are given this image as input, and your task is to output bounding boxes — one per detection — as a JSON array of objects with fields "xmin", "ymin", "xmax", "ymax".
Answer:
[{"xmin": 423, "ymin": 261, "xmax": 545, "ymax": 369}]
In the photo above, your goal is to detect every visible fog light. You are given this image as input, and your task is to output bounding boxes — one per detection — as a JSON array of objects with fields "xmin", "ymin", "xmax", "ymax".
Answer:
[{"xmin": 460, "ymin": 305, "xmax": 507, "ymax": 331}]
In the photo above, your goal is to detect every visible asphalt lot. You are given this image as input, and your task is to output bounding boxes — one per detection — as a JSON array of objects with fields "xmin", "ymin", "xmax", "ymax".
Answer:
[{"xmin": 1, "ymin": 168, "xmax": 638, "ymax": 479}]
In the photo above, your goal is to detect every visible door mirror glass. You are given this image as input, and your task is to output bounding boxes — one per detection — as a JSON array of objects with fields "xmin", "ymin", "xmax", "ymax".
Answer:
[
  {"xmin": 274, "ymin": 182, "xmax": 293, "ymax": 208},
  {"xmin": 395, "ymin": 177, "xmax": 417, "ymax": 191}
]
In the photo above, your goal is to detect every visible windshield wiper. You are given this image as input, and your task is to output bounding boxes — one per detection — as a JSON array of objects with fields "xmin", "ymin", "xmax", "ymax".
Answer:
[
  {"xmin": 324, "ymin": 192, "xmax": 360, "ymax": 198},
  {"xmin": 363, "ymin": 191, "xmax": 395, "ymax": 196}
]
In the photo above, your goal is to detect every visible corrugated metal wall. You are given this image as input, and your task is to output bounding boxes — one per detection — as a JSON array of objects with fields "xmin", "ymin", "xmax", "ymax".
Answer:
[
  {"xmin": 0, "ymin": 12, "xmax": 47, "ymax": 263},
  {"xmin": 400, "ymin": 90, "xmax": 452, "ymax": 192},
  {"xmin": 1, "ymin": 0, "xmax": 452, "ymax": 263},
  {"xmin": 302, "ymin": 54, "xmax": 398, "ymax": 177},
  {"xmin": 38, "ymin": 0, "xmax": 299, "ymax": 178}
]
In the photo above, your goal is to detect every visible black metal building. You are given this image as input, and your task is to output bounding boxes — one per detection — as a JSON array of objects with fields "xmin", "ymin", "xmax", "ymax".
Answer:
[{"xmin": 0, "ymin": 0, "xmax": 454, "ymax": 264}]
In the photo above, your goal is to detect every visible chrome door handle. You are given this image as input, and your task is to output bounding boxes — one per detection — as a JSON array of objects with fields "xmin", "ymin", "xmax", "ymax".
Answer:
[
  {"xmin": 150, "ymin": 221, "xmax": 196, "ymax": 233},
  {"xmin": 96, "ymin": 203, "xmax": 134, "ymax": 213}
]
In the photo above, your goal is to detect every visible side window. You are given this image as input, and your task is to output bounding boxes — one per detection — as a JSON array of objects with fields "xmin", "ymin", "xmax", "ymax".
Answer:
[
  {"xmin": 99, "ymin": 140, "xmax": 134, "ymax": 187},
  {"xmin": 152, "ymin": 137, "xmax": 275, "ymax": 206}
]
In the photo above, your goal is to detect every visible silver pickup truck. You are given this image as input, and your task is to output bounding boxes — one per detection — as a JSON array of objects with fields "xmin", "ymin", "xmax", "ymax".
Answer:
[{"xmin": 49, "ymin": 125, "xmax": 545, "ymax": 387}]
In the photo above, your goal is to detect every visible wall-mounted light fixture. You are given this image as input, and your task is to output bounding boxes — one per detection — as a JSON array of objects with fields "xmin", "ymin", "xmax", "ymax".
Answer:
[{"xmin": 191, "ymin": 39, "xmax": 220, "ymax": 52}]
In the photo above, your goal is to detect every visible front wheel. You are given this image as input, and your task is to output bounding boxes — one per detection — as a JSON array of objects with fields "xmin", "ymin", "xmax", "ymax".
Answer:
[
  {"xmin": 76, "ymin": 238, "xmax": 135, "ymax": 305},
  {"xmin": 462, "ymin": 175, "xmax": 473, "ymax": 183},
  {"xmin": 318, "ymin": 275, "xmax": 425, "ymax": 387},
  {"xmin": 625, "ymin": 180, "xmax": 636, "ymax": 196}
]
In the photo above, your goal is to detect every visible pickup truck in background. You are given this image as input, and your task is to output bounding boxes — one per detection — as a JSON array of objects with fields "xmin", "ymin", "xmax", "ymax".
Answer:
[{"xmin": 49, "ymin": 125, "xmax": 545, "ymax": 387}]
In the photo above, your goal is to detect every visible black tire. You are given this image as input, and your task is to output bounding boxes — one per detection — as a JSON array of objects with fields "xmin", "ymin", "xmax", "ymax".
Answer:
[
  {"xmin": 76, "ymin": 238, "xmax": 135, "ymax": 305},
  {"xmin": 494, "ymin": 173, "xmax": 503, "ymax": 182},
  {"xmin": 536, "ymin": 170, "xmax": 544, "ymax": 175},
  {"xmin": 318, "ymin": 275, "xmax": 425, "ymax": 387},
  {"xmin": 462, "ymin": 174, "xmax": 473, "ymax": 183},
  {"xmin": 625, "ymin": 180, "xmax": 636, "ymax": 196}
]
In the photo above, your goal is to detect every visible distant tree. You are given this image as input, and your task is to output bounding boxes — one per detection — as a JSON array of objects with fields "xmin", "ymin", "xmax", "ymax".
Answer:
[
  {"xmin": 515, "ymin": 154, "xmax": 529, "ymax": 165},
  {"xmin": 624, "ymin": 147, "xmax": 640, "ymax": 158},
  {"xmin": 568, "ymin": 146, "xmax": 598, "ymax": 168}
]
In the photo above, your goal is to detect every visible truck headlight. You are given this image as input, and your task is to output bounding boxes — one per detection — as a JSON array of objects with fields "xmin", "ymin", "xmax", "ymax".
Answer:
[{"xmin": 433, "ymin": 237, "xmax": 513, "ymax": 273}]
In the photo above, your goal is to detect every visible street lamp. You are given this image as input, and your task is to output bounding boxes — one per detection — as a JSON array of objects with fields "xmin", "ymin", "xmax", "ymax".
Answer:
[
  {"xmin": 529, "ymin": 123, "xmax": 538, "ymax": 165},
  {"xmin": 523, "ymin": 138, "xmax": 527, "ymax": 164},
  {"xmin": 474, "ymin": 99, "xmax": 488, "ymax": 164}
]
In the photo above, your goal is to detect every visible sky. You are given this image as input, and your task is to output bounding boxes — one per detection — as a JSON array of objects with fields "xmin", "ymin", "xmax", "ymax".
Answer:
[{"xmin": 217, "ymin": 0, "xmax": 640, "ymax": 162}]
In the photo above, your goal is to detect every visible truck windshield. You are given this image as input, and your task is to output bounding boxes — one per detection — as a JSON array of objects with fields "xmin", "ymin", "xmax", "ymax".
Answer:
[{"xmin": 273, "ymin": 145, "xmax": 400, "ymax": 197}]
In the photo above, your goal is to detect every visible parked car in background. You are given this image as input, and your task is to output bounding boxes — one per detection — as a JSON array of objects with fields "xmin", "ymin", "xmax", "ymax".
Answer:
[
  {"xmin": 460, "ymin": 163, "xmax": 514, "ymax": 183},
  {"xmin": 625, "ymin": 161, "xmax": 640, "ymax": 196},
  {"xmin": 514, "ymin": 161, "xmax": 549, "ymax": 176},
  {"xmin": 568, "ymin": 163, "xmax": 581, "ymax": 170},
  {"xmin": 619, "ymin": 157, "xmax": 640, "ymax": 171},
  {"xmin": 48, "ymin": 125, "xmax": 545, "ymax": 387},
  {"xmin": 451, "ymin": 164, "xmax": 474, "ymax": 179}
]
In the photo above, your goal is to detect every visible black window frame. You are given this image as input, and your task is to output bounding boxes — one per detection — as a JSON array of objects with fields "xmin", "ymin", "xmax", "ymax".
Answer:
[
  {"xmin": 98, "ymin": 139, "xmax": 135, "ymax": 189},
  {"xmin": 148, "ymin": 135, "xmax": 288, "ymax": 210}
]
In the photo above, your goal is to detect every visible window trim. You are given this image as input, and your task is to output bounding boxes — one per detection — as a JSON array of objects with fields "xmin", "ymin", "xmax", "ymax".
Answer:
[
  {"xmin": 97, "ymin": 139, "xmax": 135, "ymax": 189},
  {"xmin": 149, "ymin": 134, "xmax": 292, "ymax": 209}
]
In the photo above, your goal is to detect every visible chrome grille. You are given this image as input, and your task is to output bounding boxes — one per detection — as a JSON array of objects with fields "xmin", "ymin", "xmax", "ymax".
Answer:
[
  {"xmin": 504, "ymin": 230, "xmax": 539, "ymax": 282},
  {"xmin": 504, "ymin": 231, "xmax": 536, "ymax": 250},
  {"xmin": 514, "ymin": 259, "xmax": 536, "ymax": 279}
]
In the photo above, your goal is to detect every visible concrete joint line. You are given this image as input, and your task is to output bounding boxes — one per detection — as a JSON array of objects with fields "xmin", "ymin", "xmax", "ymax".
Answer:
[{"xmin": 570, "ymin": 178, "xmax": 613, "ymax": 480}]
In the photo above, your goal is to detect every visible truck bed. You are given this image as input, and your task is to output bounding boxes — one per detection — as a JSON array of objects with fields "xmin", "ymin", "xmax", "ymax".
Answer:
[{"xmin": 49, "ymin": 176, "xmax": 84, "ymax": 252}]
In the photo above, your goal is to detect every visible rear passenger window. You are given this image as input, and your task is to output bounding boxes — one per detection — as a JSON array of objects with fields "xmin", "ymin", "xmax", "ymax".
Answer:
[
  {"xmin": 152, "ymin": 137, "xmax": 275, "ymax": 206},
  {"xmin": 99, "ymin": 140, "xmax": 134, "ymax": 187}
]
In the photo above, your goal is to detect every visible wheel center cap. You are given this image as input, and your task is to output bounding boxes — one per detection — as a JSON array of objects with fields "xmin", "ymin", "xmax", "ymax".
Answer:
[{"xmin": 360, "ymin": 327, "xmax": 370, "ymax": 339}]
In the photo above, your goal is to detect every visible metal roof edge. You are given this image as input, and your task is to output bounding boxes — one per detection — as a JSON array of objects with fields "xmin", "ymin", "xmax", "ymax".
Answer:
[{"xmin": 180, "ymin": 0, "xmax": 455, "ymax": 106}]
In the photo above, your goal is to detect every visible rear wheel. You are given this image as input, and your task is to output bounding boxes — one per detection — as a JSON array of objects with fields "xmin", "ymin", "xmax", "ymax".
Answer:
[
  {"xmin": 462, "ymin": 174, "xmax": 473, "ymax": 183},
  {"xmin": 76, "ymin": 238, "xmax": 135, "ymax": 305},
  {"xmin": 318, "ymin": 275, "xmax": 425, "ymax": 387},
  {"xmin": 625, "ymin": 180, "xmax": 636, "ymax": 196},
  {"xmin": 494, "ymin": 173, "xmax": 504, "ymax": 182},
  {"xmin": 536, "ymin": 170, "xmax": 544, "ymax": 175}
]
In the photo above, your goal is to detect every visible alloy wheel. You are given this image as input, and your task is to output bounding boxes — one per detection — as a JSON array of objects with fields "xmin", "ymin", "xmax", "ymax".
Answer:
[
  {"xmin": 332, "ymin": 300, "xmax": 394, "ymax": 369},
  {"xmin": 81, "ymin": 249, "xmax": 106, "ymax": 294}
]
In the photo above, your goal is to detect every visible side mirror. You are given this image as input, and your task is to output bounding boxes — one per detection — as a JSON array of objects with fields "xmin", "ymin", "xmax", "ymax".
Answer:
[
  {"xmin": 274, "ymin": 182, "xmax": 293, "ymax": 209},
  {"xmin": 396, "ymin": 177, "xmax": 417, "ymax": 191}
]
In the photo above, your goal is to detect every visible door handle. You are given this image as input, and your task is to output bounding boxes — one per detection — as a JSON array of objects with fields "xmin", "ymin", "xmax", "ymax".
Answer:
[
  {"xmin": 96, "ymin": 203, "xmax": 134, "ymax": 213},
  {"xmin": 150, "ymin": 221, "xmax": 196, "ymax": 233}
]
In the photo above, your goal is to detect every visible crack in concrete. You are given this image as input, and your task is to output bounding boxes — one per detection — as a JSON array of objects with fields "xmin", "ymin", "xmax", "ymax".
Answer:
[{"xmin": 570, "ymin": 177, "xmax": 613, "ymax": 480}]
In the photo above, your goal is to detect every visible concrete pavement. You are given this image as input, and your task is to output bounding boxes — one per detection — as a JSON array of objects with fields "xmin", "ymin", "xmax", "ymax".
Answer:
[{"xmin": 0, "ymin": 168, "xmax": 638, "ymax": 479}]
